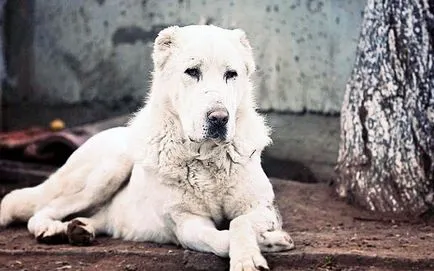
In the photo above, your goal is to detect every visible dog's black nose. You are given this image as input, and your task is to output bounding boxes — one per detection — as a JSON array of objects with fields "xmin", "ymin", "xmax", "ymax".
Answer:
[
  {"xmin": 206, "ymin": 108, "xmax": 229, "ymax": 140},
  {"xmin": 207, "ymin": 109, "xmax": 229, "ymax": 126}
]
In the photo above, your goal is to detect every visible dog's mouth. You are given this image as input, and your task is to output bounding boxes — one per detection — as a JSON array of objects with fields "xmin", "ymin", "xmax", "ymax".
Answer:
[
  {"xmin": 186, "ymin": 123, "xmax": 230, "ymax": 144},
  {"xmin": 206, "ymin": 124, "xmax": 227, "ymax": 141},
  {"xmin": 188, "ymin": 135, "xmax": 229, "ymax": 145}
]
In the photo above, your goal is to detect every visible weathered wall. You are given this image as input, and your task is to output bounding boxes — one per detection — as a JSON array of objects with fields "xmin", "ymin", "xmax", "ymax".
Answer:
[
  {"xmin": 3, "ymin": 0, "xmax": 365, "ymax": 113},
  {"xmin": 0, "ymin": 0, "xmax": 4, "ymax": 84},
  {"xmin": 1, "ymin": 0, "xmax": 367, "ymax": 181},
  {"xmin": 0, "ymin": 0, "xmax": 5, "ymax": 130}
]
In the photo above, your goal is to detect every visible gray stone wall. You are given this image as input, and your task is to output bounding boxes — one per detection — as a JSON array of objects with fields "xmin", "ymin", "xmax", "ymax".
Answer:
[
  {"xmin": 0, "ymin": 0, "xmax": 5, "ymax": 130},
  {"xmin": 1, "ymin": 0, "xmax": 367, "ymax": 181},
  {"xmin": 0, "ymin": 0, "xmax": 4, "ymax": 84},
  {"xmin": 4, "ymin": 0, "xmax": 365, "ymax": 113}
]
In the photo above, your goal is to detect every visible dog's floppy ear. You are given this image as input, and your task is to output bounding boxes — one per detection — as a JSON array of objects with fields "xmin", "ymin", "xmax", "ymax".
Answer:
[
  {"xmin": 232, "ymin": 28, "xmax": 256, "ymax": 76},
  {"xmin": 153, "ymin": 26, "xmax": 179, "ymax": 70}
]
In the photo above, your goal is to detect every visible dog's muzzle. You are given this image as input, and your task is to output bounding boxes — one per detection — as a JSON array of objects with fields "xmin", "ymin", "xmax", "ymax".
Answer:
[{"xmin": 206, "ymin": 108, "xmax": 229, "ymax": 140}]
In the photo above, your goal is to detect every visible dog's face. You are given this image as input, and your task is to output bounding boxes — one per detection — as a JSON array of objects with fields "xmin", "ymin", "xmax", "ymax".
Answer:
[{"xmin": 152, "ymin": 25, "xmax": 256, "ymax": 143}]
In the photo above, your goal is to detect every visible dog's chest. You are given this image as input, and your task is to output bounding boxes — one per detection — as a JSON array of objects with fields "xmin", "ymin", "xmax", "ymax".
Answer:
[
  {"xmin": 185, "ymin": 159, "xmax": 231, "ymax": 188},
  {"xmin": 176, "ymin": 158, "xmax": 240, "ymax": 221},
  {"xmin": 157, "ymin": 140, "xmax": 248, "ymax": 221}
]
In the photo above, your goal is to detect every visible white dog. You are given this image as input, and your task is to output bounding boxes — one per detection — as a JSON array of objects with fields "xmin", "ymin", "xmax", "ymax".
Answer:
[{"xmin": 0, "ymin": 25, "xmax": 294, "ymax": 270}]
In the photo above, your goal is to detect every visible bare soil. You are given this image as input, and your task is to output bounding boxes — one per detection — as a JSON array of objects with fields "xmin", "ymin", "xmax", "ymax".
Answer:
[{"xmin": 0, "ymin": 179, "xmax": 433, "ymax": 271}]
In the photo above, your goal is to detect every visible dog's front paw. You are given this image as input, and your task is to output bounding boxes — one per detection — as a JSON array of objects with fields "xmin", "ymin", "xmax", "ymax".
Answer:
[
  {"xmin": 230, "ymin": 250, "xmax": 269, "ymax": 271},
  {"xmin": 259, "ymin": 230, "xmax": 295, "ymax": 252}
]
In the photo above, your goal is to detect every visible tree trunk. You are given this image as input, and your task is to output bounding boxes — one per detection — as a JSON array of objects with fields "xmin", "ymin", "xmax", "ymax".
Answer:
[{"xmin": 335, "ymin": 0, "xmax": 434, "ymax": 215}]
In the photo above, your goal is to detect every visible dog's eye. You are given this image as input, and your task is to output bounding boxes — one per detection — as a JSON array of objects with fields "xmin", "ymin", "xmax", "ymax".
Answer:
[
  {"xmin": 184, "ymin": 68, "xmax": 201, "ymax": 81},
  {"xmin": 224, "ymin": 70, "xmax": 238, "ymax": 82}
]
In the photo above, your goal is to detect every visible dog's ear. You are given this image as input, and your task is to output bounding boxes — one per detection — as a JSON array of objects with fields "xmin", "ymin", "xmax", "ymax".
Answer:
[
  {"xmin": 232, "ymin": 29, "xmax": 256, "ymax": 76},
  {"xmin": 153, "ymin": 26, "xmax": 179, "ymax": 70}
]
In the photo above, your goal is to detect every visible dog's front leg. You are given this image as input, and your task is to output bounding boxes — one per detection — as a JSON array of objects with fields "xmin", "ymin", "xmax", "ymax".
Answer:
[
  {"xmin": 171, "ymin": 213, "xmax": 229, "ymax": 257},
  {"xmin": 229, "ymin": 208, "xmax": 269, "ymax": 271},
  {"xmin": 228, "ymin": 205, "xmax": 294, "ymax": 271}
]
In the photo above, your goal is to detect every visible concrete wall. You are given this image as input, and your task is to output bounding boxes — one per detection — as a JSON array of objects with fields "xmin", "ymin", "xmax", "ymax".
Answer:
[
  {"xmin": 2, "ymin": 0, "xmax": 367, "ymax": 181},
  {"xmin": 4, "ymin": 0, "xmax": 365, "ymax": 113},
  {"xmin": 0, "ymin": 0, "xmax": 5, "ymax": 130}
]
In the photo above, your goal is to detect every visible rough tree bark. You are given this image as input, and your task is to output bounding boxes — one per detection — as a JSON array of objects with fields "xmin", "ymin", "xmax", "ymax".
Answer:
[{"xmin": 336, "ymin": 0, "xmax": 434, "ymax": 215}]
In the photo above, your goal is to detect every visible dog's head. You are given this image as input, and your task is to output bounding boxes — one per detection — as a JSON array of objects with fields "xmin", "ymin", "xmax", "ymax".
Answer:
[{"xmin": 151, "ymin": 25, "xmax": 256, "ymax": 143}]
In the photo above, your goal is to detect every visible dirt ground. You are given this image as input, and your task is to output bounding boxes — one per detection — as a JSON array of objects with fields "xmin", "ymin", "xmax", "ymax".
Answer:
[{"xmin": 0, "ymin": 179, "xmax": 433, "ymax": 271}]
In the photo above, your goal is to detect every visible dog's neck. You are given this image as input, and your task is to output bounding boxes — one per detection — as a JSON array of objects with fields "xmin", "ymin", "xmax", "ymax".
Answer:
[{"xmin": 129, "ymin": 93, "xmax": 271, "ymax": 183}]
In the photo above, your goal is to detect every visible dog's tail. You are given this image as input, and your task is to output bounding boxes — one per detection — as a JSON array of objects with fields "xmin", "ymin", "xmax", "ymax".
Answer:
[{"xmin": 0, "ymin": 180, "xmax": 48, "ymax": 226}]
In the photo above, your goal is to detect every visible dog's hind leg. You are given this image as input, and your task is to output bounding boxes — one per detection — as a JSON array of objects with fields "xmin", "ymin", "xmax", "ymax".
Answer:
[
  {"xmin": 27, "ymin": 161, "xmax": 131, "ymax": 242},
  {"xmin": 66, "ymin": 218, "xmax": 97, "ymax": 246},
  {"xmin": 27, "ymin": 212, "xmax": 107, "ymax": 245},
  {"xmin": 0, "ymin": 127, "xmax": 132, "ymax": 229},
  {"xmin": 10, "ymin": 127, "xmax": 134, "ymax": 242},
  {"xmin": 65, "ymin": 212, "xmax": 108, "ymax": 246}
]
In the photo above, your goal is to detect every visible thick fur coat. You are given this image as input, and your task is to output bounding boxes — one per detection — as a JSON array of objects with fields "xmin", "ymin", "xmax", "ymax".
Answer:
[{"xmin": 0, "ymin": 25, "xmax": 294, "ymax": 271}]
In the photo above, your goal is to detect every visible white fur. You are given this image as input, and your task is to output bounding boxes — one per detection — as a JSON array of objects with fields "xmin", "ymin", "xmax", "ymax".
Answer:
[{"xmin": 0, "ymin": 25, "xmax": 294, "ymax": 271}]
